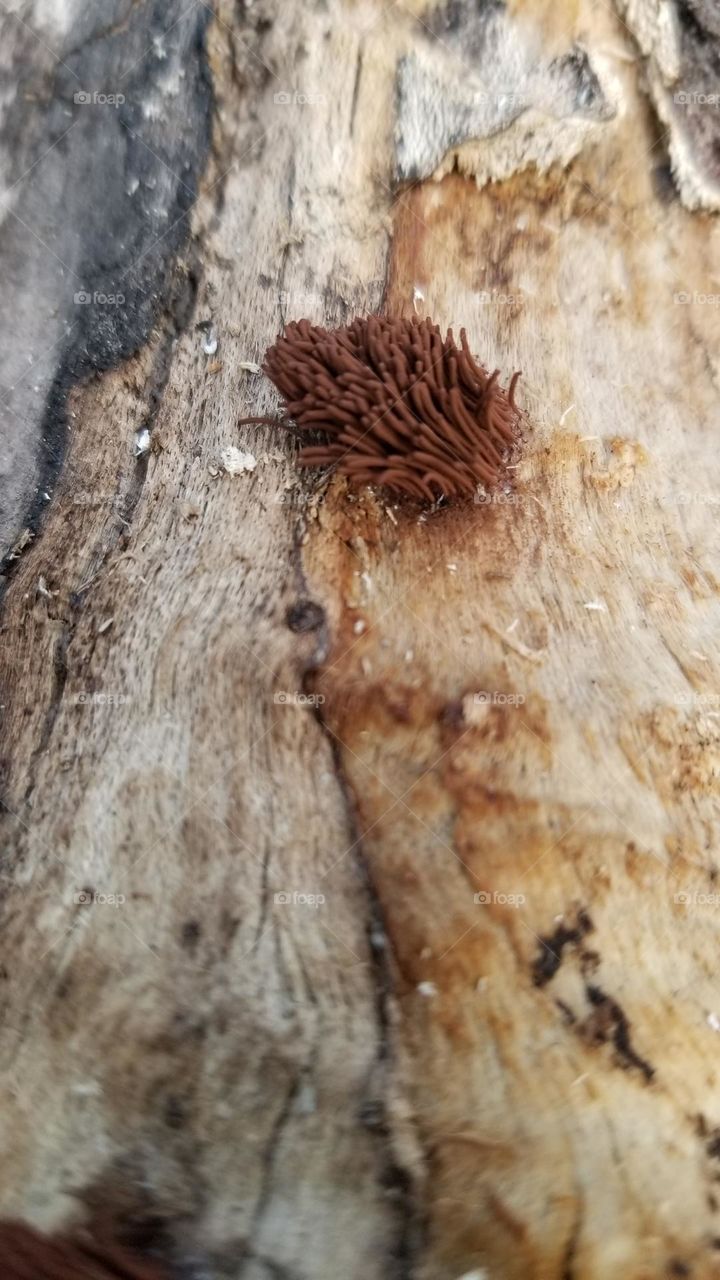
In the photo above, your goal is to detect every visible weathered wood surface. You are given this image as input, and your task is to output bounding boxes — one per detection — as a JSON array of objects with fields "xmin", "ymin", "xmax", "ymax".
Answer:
[{"xmin": 1, "ymin": 0, "xmax": 720, "ymax": 1278}]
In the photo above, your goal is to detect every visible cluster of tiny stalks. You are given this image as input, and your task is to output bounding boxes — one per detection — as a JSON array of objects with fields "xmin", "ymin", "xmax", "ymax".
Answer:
[{"xmin": 242, "ymin": 314, "xmax": 522, "ymax": 501}]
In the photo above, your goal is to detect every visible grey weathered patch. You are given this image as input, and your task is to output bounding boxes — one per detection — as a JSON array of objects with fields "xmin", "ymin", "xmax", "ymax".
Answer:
[
  {"xmin": 394, "ymin": 2, "xmax": 617, "ymax": 186},
  {"xmin": 0, "ymin": 0, "xmax": 213, "ymax": 560},
  {"xmin": 616, "ymin": 0, "xmax": 720, "ymax": 210}
]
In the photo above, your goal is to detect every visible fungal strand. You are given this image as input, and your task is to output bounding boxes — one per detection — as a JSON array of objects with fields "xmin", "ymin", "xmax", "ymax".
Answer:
[{"xmin": 242, "ymin": 314, "xmax": 522, "ymax": 500}]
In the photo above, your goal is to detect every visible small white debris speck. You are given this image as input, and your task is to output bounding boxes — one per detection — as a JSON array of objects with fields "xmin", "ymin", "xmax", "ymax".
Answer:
[
  {"xmin": 417, "ymin": 981, "xmax": 437, "ymax": 998},
  {"xmin": 404, "ymin": 649, "xmax": 413, "ymax": 662},
  {"xmin": 221, "ymin": 446, "xmax": 256, "ymax": 475},
  {"xmin": 71, "ymin": 1080, "xmax": 102, "ymax": 1097},
  {"xmin": 238, "ymin": 360, "xmax": 261, "ymax": 373},
  {"xmin": 97, "ymin": 617, "xmax": 114, "ymax": 634},
  {"xmin": 708, "ymin": 1012, "xmax": 720, "ymax": 1032},
  {"xmin": 584, "ymin": 600, "xmax": 607, "ymax": 612},
  {"xmin": 559, "ymin": 403, "xmax": 575, "ymax": 425},
  {"xmin": 295, "ymin": 1081, "xmax": 317, "ymax": 1114},
  {"xmin": 485, "ymin": 621, "xmax": 545, "ymax": 663},
  {"xmin": 413, "ymin": 285, "xmax": 425, "ymax": 312},
  {"xmin": 447, "ymin": 563, "xmax": 457, "ymax": 573},
  {"xmin": 202, "ymin": 332, "xmax": 218, "ymax": 356},
  {"xmin": 353, "ymin": 619, "xmax": 366, "ymax": 635},
  {"xmin": 133, "ymin": 427, "xmax": 151, "ymax": 457}
]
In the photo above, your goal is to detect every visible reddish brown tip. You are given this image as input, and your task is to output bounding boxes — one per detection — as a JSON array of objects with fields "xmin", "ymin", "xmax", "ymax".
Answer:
[{"xmin": 0, "ymin": 1220, "xmax": 172, "ymax": 1280}]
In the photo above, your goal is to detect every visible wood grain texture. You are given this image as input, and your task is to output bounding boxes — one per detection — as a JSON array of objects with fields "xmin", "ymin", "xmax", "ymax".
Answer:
[{"xmin": 1, "ymin": 0, "xmax": 719, "ymax": 1278}]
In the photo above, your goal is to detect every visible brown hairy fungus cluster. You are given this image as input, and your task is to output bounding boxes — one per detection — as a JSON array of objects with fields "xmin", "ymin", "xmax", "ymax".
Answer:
[{"xmin": 242, "ymin": 314, "xmax": 522, "ymax": 501}]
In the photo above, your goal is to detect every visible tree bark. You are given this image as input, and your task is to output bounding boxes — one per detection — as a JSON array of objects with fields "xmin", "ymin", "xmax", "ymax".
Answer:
[{"xmin": 1, "ymin": 1, "xmax": 719, "ymax": 1278}]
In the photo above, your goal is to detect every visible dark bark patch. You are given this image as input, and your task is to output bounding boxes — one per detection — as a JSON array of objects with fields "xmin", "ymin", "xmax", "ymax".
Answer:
[
  {"xmin": 581, "ymin": 983, "xmax": 655, "ymax": 1083},
  {"xmin": 531, "ymin": 907, "xmax": 593, "ymax": 986}
]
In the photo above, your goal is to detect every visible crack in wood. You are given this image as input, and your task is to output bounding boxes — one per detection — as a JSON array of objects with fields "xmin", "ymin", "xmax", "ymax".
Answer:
[
  {"xmin": 308, "ymin": 694, "xmax": 425, "ymax": 1279},
  {"xmin": 236, "ymin": 1074, "xmax": 303, "ymax": 1278}
]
